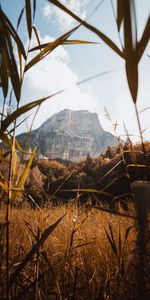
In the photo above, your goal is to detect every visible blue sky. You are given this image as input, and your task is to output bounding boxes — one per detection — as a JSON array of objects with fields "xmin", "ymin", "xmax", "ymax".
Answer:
[{"xmin": 0, "ymin": 0, "xmax": 150, "ymax": 141}]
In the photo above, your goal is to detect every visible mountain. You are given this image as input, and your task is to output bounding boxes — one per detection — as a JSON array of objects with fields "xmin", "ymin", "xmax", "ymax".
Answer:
[{"xmin": 18, "ymin": 109, "xmax": 117, "ymax": 161}]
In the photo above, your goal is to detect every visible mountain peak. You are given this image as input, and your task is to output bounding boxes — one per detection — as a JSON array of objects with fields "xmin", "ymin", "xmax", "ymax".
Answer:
[{"xmin": 18, "ymin": 109, "xmax": 117, "ymax": 161}]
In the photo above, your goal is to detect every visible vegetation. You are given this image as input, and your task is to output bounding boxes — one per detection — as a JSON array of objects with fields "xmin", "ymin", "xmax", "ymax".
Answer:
[
  {"xmin": 0, "ymin": 0, "xmax": 149, "ymax": 299},
  {"xmin": 0, "ymin": 203, "xmax": 145, "ymax": 300},
  {"xmin": 25, "ymin": 143, "xmax": 149, "ymax": 206}
]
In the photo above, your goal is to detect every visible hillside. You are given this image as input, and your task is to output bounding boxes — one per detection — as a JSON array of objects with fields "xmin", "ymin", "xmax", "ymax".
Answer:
[{"xmin": 17, "ymin": 109, "xmax": 117, "ymax": 161}]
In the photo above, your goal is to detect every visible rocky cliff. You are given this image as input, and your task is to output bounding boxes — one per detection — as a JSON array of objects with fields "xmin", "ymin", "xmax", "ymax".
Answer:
[{"xmin": 18, "ymin": 109, "xmax": 117, "ymax": 161}]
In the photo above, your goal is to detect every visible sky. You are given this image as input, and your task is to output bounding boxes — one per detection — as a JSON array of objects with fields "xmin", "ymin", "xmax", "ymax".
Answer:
[{"xmin": 0, "ymin": 0, "xmax": 150, "ymax": 141}]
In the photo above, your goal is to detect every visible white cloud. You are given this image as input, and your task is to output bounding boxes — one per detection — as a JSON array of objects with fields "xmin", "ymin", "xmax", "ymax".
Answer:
[
  {"xmin": 17, "ymin": 31, "xmax": 150, "ymax": 142},
  {"xmin": 19, "ymin": 31, "xmax": 98, "ymax": 132},
  {"xmin": 43, "ymin": 0, "xmax": 90, "ymax": 30}
]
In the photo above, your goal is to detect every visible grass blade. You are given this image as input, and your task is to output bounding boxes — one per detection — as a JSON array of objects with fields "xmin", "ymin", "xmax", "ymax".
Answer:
[
  {"xmin": 0, "ymin": 177, "xmax": 8, "ymax": 193},
  {"xmin": 48, "ymin": 0, "xmax": 124, "ymax": 58},
  {"xmin": 9, "ymin": 215, "xmax": 64, "ymax": 287},
  {"xmin": 17, "ymin": 6, "xmax": 25, "ymax": 31},
  {"xmin": 104, "ymin": 226, "xmax": 118, "ymax": 258},
  {"xmin": 1, "ymin": 8, "xmax": 26, "ymax": 59},
  {"xmin": 25, "ymin": 26, "xmax": 79, "ymax": 71},
  {"xmin": 11, "ymin": 148, "xmax": 18, "ymax": 184},
  {"xmin": 5, "ymin": 30, "xmax": 21, "ymax": 102},
  {"xmin": 137, "ymin": 15, "xmax": 150, "ymax": 62},
  {"xmin": 60, "ymin": 188, "xmax": 112, "ymax": 198},
  {"xmin": 29, "ymin": 39, "xmax": 97, "ymax": 52},
  {"xmin": 0, "ymin": 61, "xmax": 8, "ymax": 98},
  {"xmin": 1, "ymin": 90, "xmax": 63, "ymax": 132},
  {"xmin": 117, "ymin": 0, "xmax": 124, "ymax": 30},
  {"xmin": 18, "ymin": 45, "xmax": 23, "ymax": 80},
  {"xmin": 32, "ymin": 25, "xmax": 41, "ymax": 52},
  {"xmin": 124, "ymin": 0, "xmax": 138, "ymax": 103},
  {"xmin": 0, "ymin": 132, "xmax": 12, "ymax": 148},
  {"xmin": 0, "ymin": 10, "xmax": 21, "ymax": 101},
  {"xmin": 11, "ymin": 146, "xmax": 37, "ymax": 204},
  {"xmin": 33, "ymin": 0, "xmax": 37, "ymax": 20},
  {"xmin": 26, "ymin": 0, "xmax": 32, "ymax": 39}
]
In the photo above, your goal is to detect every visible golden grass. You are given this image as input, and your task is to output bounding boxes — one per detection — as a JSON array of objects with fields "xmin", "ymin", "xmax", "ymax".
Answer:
[
  {"xmin": 0, "ymin": 3, "xmax": 150, "ymax": 299},
  {"xmin": 0, "ymin": 203, "xmax": 144, "ymax": 299}
]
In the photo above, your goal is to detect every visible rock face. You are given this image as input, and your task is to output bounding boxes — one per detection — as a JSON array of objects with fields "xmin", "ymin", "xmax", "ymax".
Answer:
[{"xmin": 18, "ymin": 109, "xmax": 117, "ymax": 161}]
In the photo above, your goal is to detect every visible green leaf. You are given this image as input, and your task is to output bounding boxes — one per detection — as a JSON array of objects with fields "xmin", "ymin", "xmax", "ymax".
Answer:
[
  {"xmin": 48, "ymin": 0, "xmax": 124, "ymax": 58},
  {"xmin": 9, "ymin": 215, "xmax": 64, "ymax": 287},
  {"xmin": 26, "ymin": 0, "xmax": 32, "ymax": 39}
]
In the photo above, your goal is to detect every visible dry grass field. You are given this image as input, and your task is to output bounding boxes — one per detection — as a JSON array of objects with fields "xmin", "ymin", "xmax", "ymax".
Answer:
[{"xmin": 1, "ymin": 202, "xmax": 149, "ymax": 300}]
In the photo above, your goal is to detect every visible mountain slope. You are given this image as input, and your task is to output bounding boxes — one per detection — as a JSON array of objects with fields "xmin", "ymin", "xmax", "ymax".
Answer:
[{"xmin": 18, "ymin": 109, "xmax": 117, "ymax": 161}]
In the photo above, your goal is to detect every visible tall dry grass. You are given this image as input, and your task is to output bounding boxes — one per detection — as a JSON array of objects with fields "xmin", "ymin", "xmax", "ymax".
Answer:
[
  {"xmin": 0, "ymin": 0, "xmax": 150, "ymax": 299},
  {"xmin": 0, "ymin": 203, "xmax": 146, "ymax": 300}
]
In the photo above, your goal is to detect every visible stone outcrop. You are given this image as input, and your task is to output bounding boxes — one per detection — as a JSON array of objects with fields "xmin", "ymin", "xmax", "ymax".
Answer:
[{"xmin": 18, "ymin": 109, "xmax": 117, "ymax": 161}]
